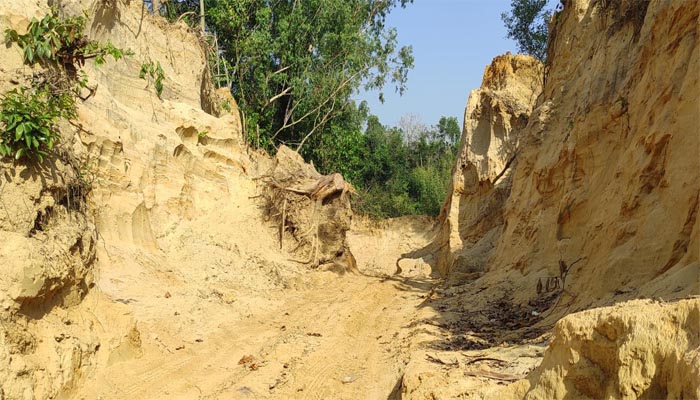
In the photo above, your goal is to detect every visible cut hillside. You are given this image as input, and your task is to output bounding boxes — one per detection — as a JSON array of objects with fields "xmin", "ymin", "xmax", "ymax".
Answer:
[
  {"xmin": 0, "ymin": 1, "xmax": 401, "ymax": 399},
  {"xmin": 399, "ymin": 0, "xmax": 699, "ymax": 398}
]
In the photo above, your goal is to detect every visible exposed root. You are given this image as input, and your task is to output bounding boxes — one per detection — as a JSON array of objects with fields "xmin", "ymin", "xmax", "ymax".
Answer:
[
  {"xmin": 280, "ymin": 198, "xmax": 286, "ymax": 249},
  {"xmin": 260, "ymin": 146, "xmax": 355, "ymax": 270}
]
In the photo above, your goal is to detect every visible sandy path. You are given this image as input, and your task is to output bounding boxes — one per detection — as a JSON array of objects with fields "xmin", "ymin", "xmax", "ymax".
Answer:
[{"xmin": 73, "ymin": 273, "xmax": 433, "ymax": 400}]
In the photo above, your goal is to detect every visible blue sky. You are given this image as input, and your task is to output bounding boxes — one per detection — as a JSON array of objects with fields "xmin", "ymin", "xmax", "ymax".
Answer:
[{"xmin": 356, "ymin": 0, "xmax": 520, "ymax": 128}]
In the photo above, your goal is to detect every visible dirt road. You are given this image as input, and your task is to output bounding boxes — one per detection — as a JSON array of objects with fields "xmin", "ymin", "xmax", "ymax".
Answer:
[{"xmin": 71, "ymin": 272, "xmax": 434, "ymax": 400}]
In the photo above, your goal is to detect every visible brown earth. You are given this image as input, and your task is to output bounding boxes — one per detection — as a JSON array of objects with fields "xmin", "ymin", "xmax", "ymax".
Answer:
[{"xmin": 0, "ymin": 0, "xmax": 698, "ymax": 399}]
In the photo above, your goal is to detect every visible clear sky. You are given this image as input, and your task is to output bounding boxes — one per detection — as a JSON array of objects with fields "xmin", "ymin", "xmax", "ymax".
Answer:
[{"xmin": 356, "ymin": 0, "xmax": 520, "ymax": 129}]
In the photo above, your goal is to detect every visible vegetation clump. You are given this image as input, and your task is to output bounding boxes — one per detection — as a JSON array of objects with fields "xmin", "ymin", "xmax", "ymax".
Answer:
[
  {"xmin": 1, "ymin": 8, "xmax": 130, "ymax": 161},
  {"xmin": 165, "ymin": 1, "xmax": 463, "ymax": 218},
  {"xmin": 0, "ymin": 87, "xmax": 71, "ymax": 161},
  {"xmin": 168, "ymin": 0, "xmax": 415, "ymax": 154},
  {"xmin": 317, "ymin": 112, "xmax": 461, "ymax": 218},
  {"xmin": 4, "ymin": 10, "xmax": 128, "ymax": 69},
  {"xmin": 501, "ymin": 0, "xmax": 552, "ymax": 61},
  {"xmin": 139, "ymin": 60, "xmax": 166, "ymax": 98}
]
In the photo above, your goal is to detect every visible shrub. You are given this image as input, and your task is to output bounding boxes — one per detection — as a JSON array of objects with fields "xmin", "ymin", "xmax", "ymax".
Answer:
[
  {"xmin": 0, "ymin": 87, "xmax": 70, "ymax": 161},
  {"xmin": 2, "ymin": 8, "xmax": 131, "ymax": 161},
  {"xmin": 4, "ymin": 9, "xmax": 129, "ymax": 69}
]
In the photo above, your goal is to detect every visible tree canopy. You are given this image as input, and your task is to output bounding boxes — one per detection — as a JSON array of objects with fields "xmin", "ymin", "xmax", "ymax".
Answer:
[
  {"xmin": 164, "ymin": 0, "xmax": 460, "ymax": 218},
  {"xmin": 313, "ymin": 108, "xmax": 461, "ymax": 218},
  {"xmin": 501, "ymin": 0, "xmax": 552, "ymax": 61},
  {"xmin": 173, "ymin": 0, "xmax": 414, "ymax": 153}
]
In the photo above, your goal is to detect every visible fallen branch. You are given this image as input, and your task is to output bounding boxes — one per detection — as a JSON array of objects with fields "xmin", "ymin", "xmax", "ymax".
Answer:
[
  {"xmin": 464, "ymin": 357, "xmax": 509, "ymax": 365},
  {"xmin": 426, "ymin": 354, "xmax": 458, "ymax": 367},
  {"xmin": 464, "ymin": 370, "xmax": 523, "ymax": 382}
]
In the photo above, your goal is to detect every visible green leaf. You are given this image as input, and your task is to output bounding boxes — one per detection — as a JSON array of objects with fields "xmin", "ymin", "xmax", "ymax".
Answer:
[{"xmin": 25, "ymin": 46, "xmax": 34, "ymax": 63}]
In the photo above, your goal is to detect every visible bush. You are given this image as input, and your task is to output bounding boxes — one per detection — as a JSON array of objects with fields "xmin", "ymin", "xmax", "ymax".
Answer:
[
  {"xmin": 0, "ymin": 88, "xmax": 72, "ymax": 161},
  {"xmin": 4, "ymin": 9, "xmax": 129, "ymax": 69},
  {"xmin": 1, "ymin": 8, "xmax": 131, "ymax": 161}
]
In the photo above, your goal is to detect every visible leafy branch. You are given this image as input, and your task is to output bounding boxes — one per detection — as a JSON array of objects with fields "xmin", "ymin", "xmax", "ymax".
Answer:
[
  {"xmin": 139, "ymin": 60, "xmax": 166, "ymax": 98},
  {"xmin": 4, "ymin": 10, "xmax": 130, "ymax": 69},
  {"xmin": 1, "ymin": 8, "xmax": 131, "ymax": 161}
]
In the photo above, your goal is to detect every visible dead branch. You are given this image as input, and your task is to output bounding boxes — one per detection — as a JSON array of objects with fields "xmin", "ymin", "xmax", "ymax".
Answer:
[
  {"xmin": 426, "ymin": 354, "xmax": 459, "ymax": 367},
  {"xmin": 280, "ymin": 197, "xmax": 287, "ymax": 249},
  {"xmin": 463, "ymin": 370, "xmax": 523, "ymax": 382},
  {"xmin": 464, "ymin": 357, "xmax": 509, "ymax": 365}
]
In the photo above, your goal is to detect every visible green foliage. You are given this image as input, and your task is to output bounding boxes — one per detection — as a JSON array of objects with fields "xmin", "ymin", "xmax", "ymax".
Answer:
[
  {"xmin": 172, "ymin": 0, "xmax": 414, "ymax": 152},
  {"xmin": 139, "ymin": 60, "xmax": 165, "ymax": 98},
  {"xmin": 309, "ymin": 103, "xmax": 459, "ymax": 218},
  {"xmin": 4, "ymin": 9, "xmax": 130, "ymax": 69},
  {"xmin": 0, "ymin": 88, "xmax": 69, "ymax": 161},
  {"xmin": 501, "ymin": 0, "xmax": 552, "ymax": 61},
  {"xmin": 2, "ymin": 8, "xmax": 131, "ymax": 161},
  {"xmin": 437, "ymin": 116, "xmax": 461, "ymax": 145}
]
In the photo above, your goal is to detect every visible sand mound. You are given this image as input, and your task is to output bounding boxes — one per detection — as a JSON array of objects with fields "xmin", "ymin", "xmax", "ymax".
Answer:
[
  {"xmin": 260, "ymin": 145, "xmax": 357, "ymax": 272},
  {"xmin": 515, "ymin": 299, "xmax": 700, "ymax": 399}
]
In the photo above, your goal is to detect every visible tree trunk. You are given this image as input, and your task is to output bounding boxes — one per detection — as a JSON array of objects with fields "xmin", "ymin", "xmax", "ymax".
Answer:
[{"xmin": 199, "ymin": 0, "xmax": 206, "ymax": 32}]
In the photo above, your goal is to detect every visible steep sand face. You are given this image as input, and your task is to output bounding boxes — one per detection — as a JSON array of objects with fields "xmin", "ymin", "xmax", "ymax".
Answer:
[
  {"xmin": 0, "ymin": 4, "xmax": 102, "ymax": 398},
  {"xmin": 401, "ymin": 0, "xmax": 699, "ymax": 398},
  {"xmin": 0, "ymin": 158, "xmax": 99, "ymax": 400},
  {"xmin": 434, "ymin": 54, "xmax": 542, "ymax": 276},
  {"xmin": 492, "ymin": 0, "xmax": 699, "ymax": 308},
  {"xmin": 0, "ymin": 0, "xmax": 276, "ymax": 396},
  {"xmin": 437, "ymin": 0, "xmax": 698, "ymax": 305}
]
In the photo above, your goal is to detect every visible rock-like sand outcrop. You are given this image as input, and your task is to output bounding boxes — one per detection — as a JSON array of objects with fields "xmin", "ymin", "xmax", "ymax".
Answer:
[
  {"xmin": 520, "ymin": 298, "xmax": 700, "ymax": 399},
  {"xmin": 434, "ymin": 53, "xmax": 543, "ymax": 276},
  {"xmin": 491, "ymin": 0, "xmax": 699, "ymax": 309},
  {"xmin": 434, "ymin": 0, "xmax": 698, "ymax": 309},
  {"xmin": 402, "ymin": 0, "xmax": 699, "ymax": 398}
]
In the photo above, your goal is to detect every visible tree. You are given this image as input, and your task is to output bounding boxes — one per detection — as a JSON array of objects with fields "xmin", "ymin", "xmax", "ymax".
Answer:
[
  {"xmin": 308, "ymin": 100, "xmax": 369, "ymax": 186},
  {"xmin": 182, "ymin": 0, "xmax": 414, "ymax": 152},
  {"xmin": 436, "ymin": 116, "xmax": 461, "ymax": 148},
  {"xmin": 501, "ymin": 0, "xmax": 552, "ymax": 61},
  {"xmin": 345, "ymin": 113, "xmax": 458, "ymax": 218},
  {"xmin": 397, "ymin": 113, "xmax": 427, "ymax": 143}
]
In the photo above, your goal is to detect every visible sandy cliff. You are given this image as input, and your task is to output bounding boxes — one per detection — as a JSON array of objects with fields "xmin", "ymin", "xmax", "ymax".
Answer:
[
  {"xmin": 402, "ymin": 0, "xmax": 699, "ymax": 398},
  {"xmin": 490, "ymin": 0, "xmax": 699, "ymax": 310},
  {"xmin": 0, "ymin": 0, "xmax": 285, "ymax": 397},
  {"xmin": 434, "ymin": 0, "xmax": 699, "ymax": 314},
  {"xmin": 434, "ymin": 53, "xmax": 542, "ymax": 276}
]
